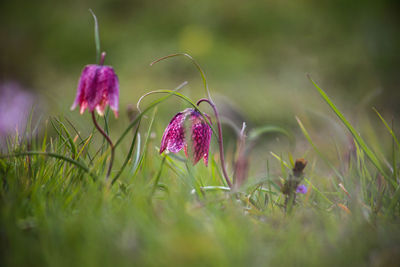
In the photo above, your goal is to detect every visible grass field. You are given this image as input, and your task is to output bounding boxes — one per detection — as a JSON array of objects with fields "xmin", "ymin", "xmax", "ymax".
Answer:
[
  {"xmin": 1, "ymin": 3, "xmax": 400, "ymax": 265},
  {"xmin": 1, "ymin": 55, "xmax": 400, "ymax": 266}
]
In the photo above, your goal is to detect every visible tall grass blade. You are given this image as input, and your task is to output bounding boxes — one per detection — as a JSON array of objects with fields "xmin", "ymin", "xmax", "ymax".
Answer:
[
  {"xmin": 296, "ymin": 116, "xmax": 344, "ymax": 181},
  {"xmin": 115, "ymin": 82, "xmax": 188, "ymax": 147},
  {"xmin": 308, "ymin": 75, "xmax": 390, "ymax": 182},
  {"xmin": 137, "ymin": 88, "xmax": 217, "ymax": 136},
  {"xmin": 249, "ymin": 125, "xmax": 293, "ymax": 144},
  {"xmin": 151, "ymin": 156, "xmax": 166, "ymax": 196},
  {"xmin": 89, "ymin": 8, "xmax": 101, "ymax": 63},
  {"xmin": 54, "ymin": 118, "xmax": 77, "ymax": 159},
  {"xmin": 111, "ymin": 120, "xmax": 141, "ymax": 185},
  {"xmin": 130, "ymin": 133, "xmax": 141, "ymax": 174},
  {"xmin": 76, "ymin": 134, "xmax": 92, "ymax": 159},
  {"xmin": 1, "ymin": 151, "xmax": 96, "ymax": 179},
  {"xmin": 373, "ymin": 107, "xmax": 400, "ymax": 150},
  {"xmin": 150, "ymin": 53, "xmax": 212, "ymax": 100}
]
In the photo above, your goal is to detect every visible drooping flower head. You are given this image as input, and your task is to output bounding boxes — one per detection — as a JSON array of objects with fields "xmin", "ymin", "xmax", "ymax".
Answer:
[
  {"xmin": 160, "ymin": 108, "xmax": 212, "ymax": 166},
  {"xmin": 296, "ymin": 184, "xmax": 308, "ymax": 194},
  {"xmin": 71, "ymin": 64, "xmax": 119, "ymax": 117}
]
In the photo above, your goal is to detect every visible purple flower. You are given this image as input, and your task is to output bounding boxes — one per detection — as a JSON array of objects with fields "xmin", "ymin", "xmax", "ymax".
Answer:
[
  {"xmin": 160, "ymin": 108, "xmax": 212, "ymax": 166},
  {"xmin": 0, "ymin": 82, "xmax": 35, "ymax": 138},
  {"xmin": 296, "ymin": 184, "xmax": 308, "ymax": 194},
  {"xmin": 71, "ymin": 64, "xmax": 119, "ymax": 117}
]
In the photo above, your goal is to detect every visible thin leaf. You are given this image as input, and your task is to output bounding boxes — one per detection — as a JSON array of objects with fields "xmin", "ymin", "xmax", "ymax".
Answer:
[
  {"xmin": 296, "ymin": 116, "xmax": 344, "ymax": 181},
  {"xmin": 1, "ymin": 151, "xmax": 96, "ymax": 180},
  {"xmin": 115, "ymin": 82, "xmax": 188, "ymax": 147},
  {"xmin": 89, "ymin": 8, "xmax": 101, "ymax": 63},
  {"xmin": 151, "ymin": 156, "xmax": 166, "ymax": 196},
  {"xmin": 130, "ymin": 133, "xmax": 141, "ymax": 174},
  {"xmin": 249, "ymin": 125, "xmax": 294, "ymax": 144},
  {"xmin": 76, "ymin": 134, "xmax": 93, "ymax": 159},
  {"xmin": 373, "ymin": 107, "xmax": 400, "ymax": 150},
  {"xmin": 308, "ymin": 75, "xmax": 390, "ymax": 181},
  {"xmin": 191, "ymin": 186, "xmax": 231, "ymax": 194},
  {"xmin": 150, "ymin": 53, "xmax": 212, "ymax": 100},
  {"xmin": 111, "ymin": 120, "xmax": 141, "ymax": 185},
  {"xmin": 54, "ymin": 118, "xmax": 77, "ymax": 159}
]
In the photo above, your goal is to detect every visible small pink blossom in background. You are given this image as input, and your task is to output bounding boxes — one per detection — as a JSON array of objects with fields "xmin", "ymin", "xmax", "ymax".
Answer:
[
  {"xmin": 71, "ymin": 64, "xmax": 119, "ymax": 118},
  {"xmin": 296, "ymin": 184, "xmax": 308, "ymax": 194},
  {"xmin": 0, "ymin": 81, "xmax": 35, "ymax": 139},
  {"xmin": 160, "ymin": 108, "xmax": 212, "ymax": 166}
]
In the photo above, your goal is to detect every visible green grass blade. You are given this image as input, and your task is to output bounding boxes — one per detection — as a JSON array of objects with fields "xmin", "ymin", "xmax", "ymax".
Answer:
[
  {"xmin": 296, "ymin": 116, "xmax": 344, "ymax": 181},
  {"xmin": 65, "ymin": 117, "xmax": 93, "ymax": 162},
  {"xmin": 137, "ymin": 89, "xmax": 217, "ymax": 136},
  {"xmin": 249, "ymin": 128, "xmax": 294, "ymax": 182},
  {"xmin": 0, "ymin": 151, "xmax": 96, "ymax": 180},
  {"xmin": 304, "ymin": 178, "xmax": 333, "ymax": 205},
  {"xmin": 50, "ymin": 118, "xmax": 68, "ymax": 148},
  {"xmin": 137, "ymin": 108, "xmax": 157, "ymax": 175},
  {"xmin": 89, "ymin": 8, "xmax": 101, "ymax": 63},
  {"xmin": 196, "ymin": 186, "xmax": 231, "ymax": 193},
  {"xmin": 270, "ymin": 151, "xmax": 290, "ymax": 169},
  {"xmin": 54, "ymin": 118, "xmax": 77, "ymax": 159},
  {"xmin": 111, "ymin": 119, "xmax": 141, "ymax": 185},
  {"xmin": 373, "ymin": 107, "xmax": 400, "ymax": 150},
  {"xmin": 76, "ymin": 134, "xmax": 92, "ymax": 159},
  {"xmin": 308, "ymin": 75, "xmax": 390, "ymax": 181},
  {"xmin": 115, "ymin": 82, "xmax": 187, "ymax": 147},
  {"xmin": 249, "ymin": 125, "xmax": 293, "ymax": 144},
  {"xmin": 151, "ymin": 156, "xmax": 166, "ymax": 196},
  {"xmin": 130, "ymin": 133, "xmax": 141, "ymax": 175},
  {"xmin": 150, "ymin": 53, "xmax": 212, "ymax": 100}
]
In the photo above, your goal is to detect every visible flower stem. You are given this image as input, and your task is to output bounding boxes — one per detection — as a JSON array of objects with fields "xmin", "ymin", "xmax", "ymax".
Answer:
[
  {"xmin": 197, "ymin": 98, "xmax": 232, "ymax": 188},
  {"xmin": 91, "ymin": 111, "xmax": 115, "ymax": 180},
  {"xmin": 99, "ymin": 52, "xmax": 106, "ymax": 66}
]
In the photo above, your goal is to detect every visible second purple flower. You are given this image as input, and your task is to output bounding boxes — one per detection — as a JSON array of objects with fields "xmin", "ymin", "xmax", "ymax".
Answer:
[
  {"xmin": 71, "ymin": 64, "xmax": 119, "ymax": 118},
  {"xmin": 160, "ymin": 108, "xmax": 212, "ymax": 166},
  {"xmin": 296, "ymin": 184, "xmax": 308, "ymax": 194}
]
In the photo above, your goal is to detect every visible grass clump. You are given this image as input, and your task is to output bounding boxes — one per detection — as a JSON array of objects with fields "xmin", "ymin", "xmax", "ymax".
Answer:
[{"xmin": 1, "ymin": 72, "xmax": 400, "ymax": 267}]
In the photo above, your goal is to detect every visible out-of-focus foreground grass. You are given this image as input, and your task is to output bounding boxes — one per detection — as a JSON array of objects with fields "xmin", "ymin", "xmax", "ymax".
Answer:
[{"xmin": 1, "ymin": 88, "xmax": 400, "ymax": 266}]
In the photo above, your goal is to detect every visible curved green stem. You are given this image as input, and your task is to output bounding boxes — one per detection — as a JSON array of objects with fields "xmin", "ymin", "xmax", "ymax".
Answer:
[
  {"xmin": 197, "ymin": 98, "xmax": 232, "ymax": 188},
  {"xmin": 99, "ymin": 52, "xmax": 106, "ymax": 66},
  {"xmin": 136, "ymin": 89, "xmax": 217, "ymax": 136},
  {"xmin": 115, "ymin": 82, "xmax": 188, "ymax": 147},
  {"xmin": 91, "ymin": 112, "xmax": 114, "ymax": 180},
  {"xmin": 136, "ymin": 85, "xmax": 192, "ymax": 114},
  {"xmin": 150, "ymin": 53, "xmax": 212, "ymax": 101}
]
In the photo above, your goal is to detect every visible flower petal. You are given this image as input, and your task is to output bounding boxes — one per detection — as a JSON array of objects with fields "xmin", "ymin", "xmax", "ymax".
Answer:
[
  {"xmin": 104, "ymin": 67, "xmax": 119, "ymax": 117},
  {"xmin": 72, "ymin": 64, "xmax": 120, "ymax": 118},
  {"xmin": 189, "ymin": 110, "xmax": 212, "ymax": 166},
  {"xmin": 296, "ymin": 184, "xmax": 307, "ymax": 194},
  {"xmin": 71, "ymin": 65, "xmax": 92, "ymax": 111},
  {"xmin": 160, "ymin": 112, "xmax": 187, "ymax": 154},
  {"xmin": 85, "ymin": 65, "xmax": 103, "ymax": 112}
]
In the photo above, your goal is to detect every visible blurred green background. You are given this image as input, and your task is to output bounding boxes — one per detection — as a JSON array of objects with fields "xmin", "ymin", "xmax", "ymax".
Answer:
[{"xmin": 1, "ymin": 0, "xmax": 399, "ymax": 125}]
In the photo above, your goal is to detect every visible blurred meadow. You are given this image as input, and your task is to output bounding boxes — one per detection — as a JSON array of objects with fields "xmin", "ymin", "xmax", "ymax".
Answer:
[{"xmin": 1, "ymin": 0, "xmax": 400, "ymax": 266}]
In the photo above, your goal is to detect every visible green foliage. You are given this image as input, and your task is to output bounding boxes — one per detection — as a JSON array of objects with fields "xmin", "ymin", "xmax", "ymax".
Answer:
[
  {"xmin": 1, "ymin": 78, "xmax": 400, "ymax": 266},
  {"xmin": 2, "ymin": 1, "xmax": 400, "ymax": 264}
]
